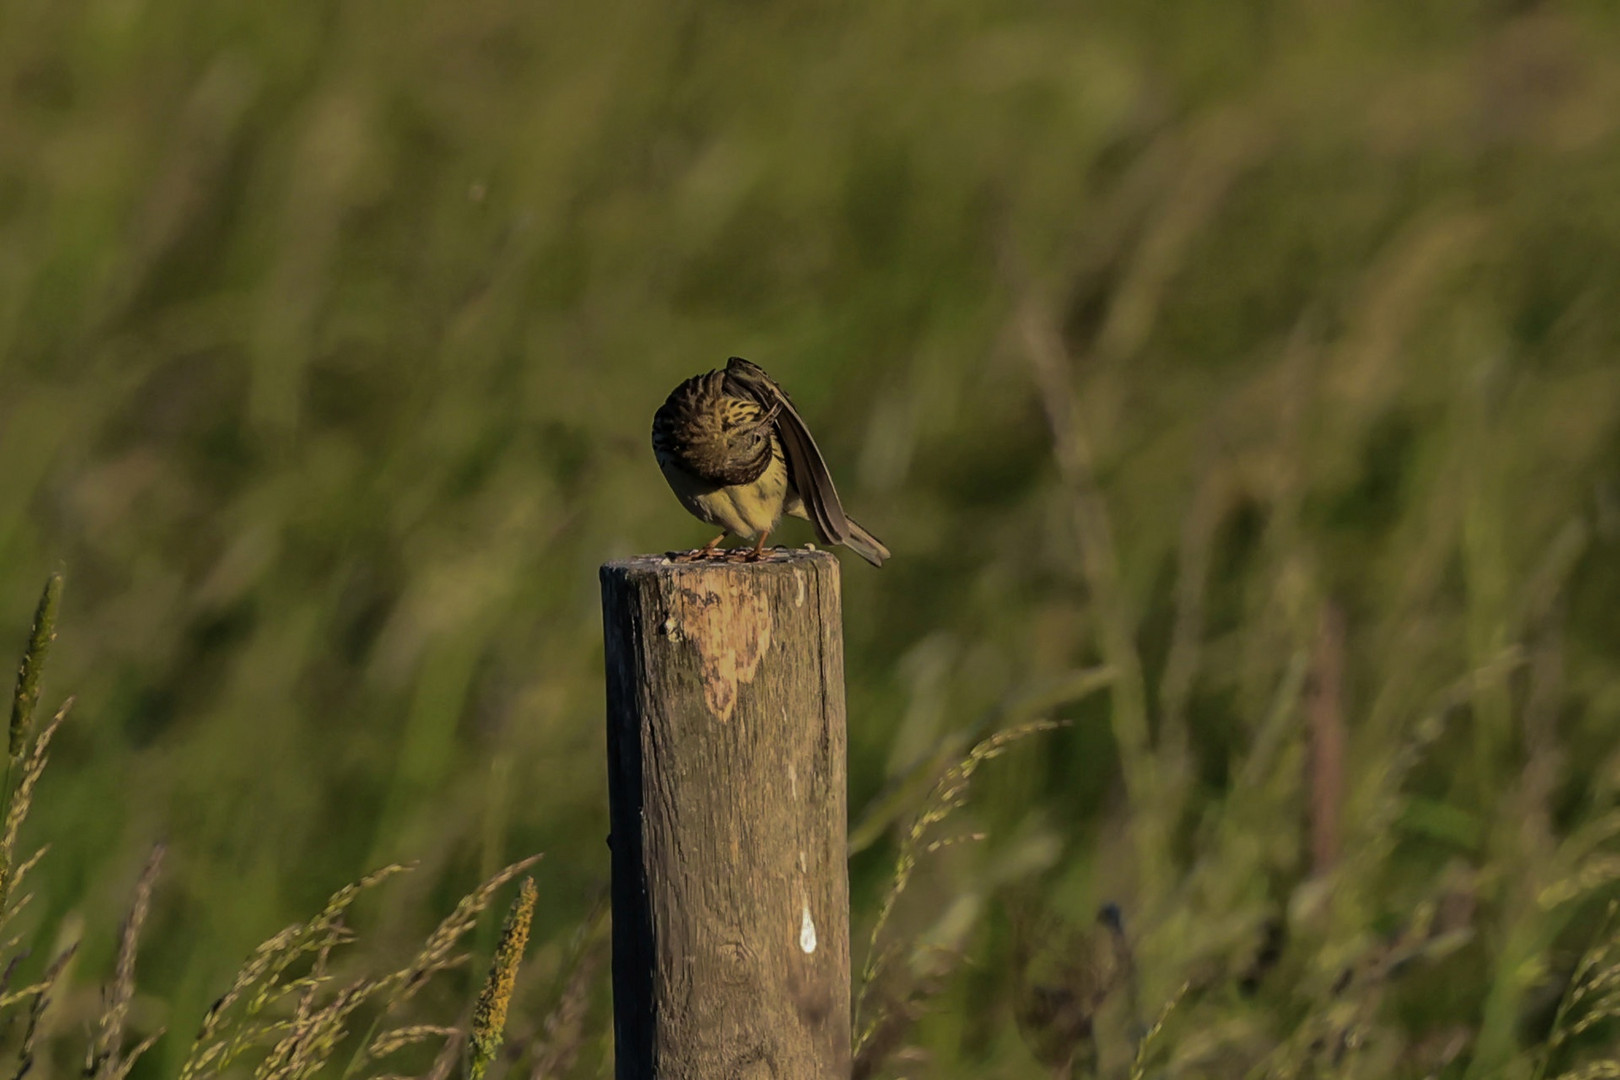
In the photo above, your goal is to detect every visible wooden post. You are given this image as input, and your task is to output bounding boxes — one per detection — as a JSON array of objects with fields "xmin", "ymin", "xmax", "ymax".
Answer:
[{"xmin": 600, "ymin": 550, "xmax": 851, "ymax": 1080}]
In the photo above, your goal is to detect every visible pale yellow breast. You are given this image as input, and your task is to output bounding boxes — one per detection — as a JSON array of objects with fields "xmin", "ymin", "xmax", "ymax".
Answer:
[{"xmin": 660, "ymin": 451, "xmax": 790, "ymax": 539}]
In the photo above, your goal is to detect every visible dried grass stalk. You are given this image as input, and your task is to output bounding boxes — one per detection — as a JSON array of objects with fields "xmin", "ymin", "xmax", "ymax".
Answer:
[
  {"xmin": 180, "ymin": 863, "xmax": 412, "ymax": 1080},
  {"xmin": 854, "ymin": 719, "xmax": 1065, "ymax": 1057},
  {"xmin": 398, "ymin": 855, "xmax": 542, "ymax": 1004},
  {"xmin": 13, "ymin": 943, "xmax": 77, "ymax": 1080},
  {"xmin": 87, "ymin": 844, "xmax": 167, "ymax": 1080},
  {"xmin": 0, "ymin": 698, "xmax": 71, "ymax": 920}
]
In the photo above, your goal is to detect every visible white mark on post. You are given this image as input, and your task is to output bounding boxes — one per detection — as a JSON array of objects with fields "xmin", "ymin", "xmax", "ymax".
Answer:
[
  {"xmin": 800, "ymin": 900, "xmax": 818, "ymax": 954},
  {"xmin": 799, "ymin": 850, "xmax": 807, "ymax": 873},
  {"xmin": 788, "ymin": 760, "xmax": 798, "ymax": 800},
  {"xmin": 794, "ymin": 570, "xmax": 806, "ymax": 608},
  {"xmin": 661, "ymin": 615, "xmax": 681, "ymax": 642}
]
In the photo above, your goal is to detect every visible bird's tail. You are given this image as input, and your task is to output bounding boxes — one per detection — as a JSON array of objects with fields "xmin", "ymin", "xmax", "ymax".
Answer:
[{"xmin": 842, "ymin": 517, "xmax": 890, "ymax": 567}]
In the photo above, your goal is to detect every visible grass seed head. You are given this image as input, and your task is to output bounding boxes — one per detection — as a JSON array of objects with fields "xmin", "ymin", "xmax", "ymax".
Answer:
[
  {"xmin": 468, "ymin": 877, "xmax": 537, "ymax": 1080},
  {"xmin": 8, "ymin": 572, "xmax": 62, "ymax": 760}
]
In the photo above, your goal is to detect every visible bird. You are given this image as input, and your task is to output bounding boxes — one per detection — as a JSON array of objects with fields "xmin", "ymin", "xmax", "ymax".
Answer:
[{"xmin": 651, "ymin": 357, "xmax": 889, "ymax": 566}]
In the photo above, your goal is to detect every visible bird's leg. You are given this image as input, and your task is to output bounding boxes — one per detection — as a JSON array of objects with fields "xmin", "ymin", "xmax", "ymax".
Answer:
[
  {"xmin": 744, "ymin": 530, "xmax": 772, "ymax": 561},
  {"xmin": 675, "ymin": 532, "xmax": 729, "ymax": 561}
]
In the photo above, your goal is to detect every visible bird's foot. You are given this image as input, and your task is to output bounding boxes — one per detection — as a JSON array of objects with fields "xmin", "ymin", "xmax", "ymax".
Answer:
[
  {"xmin": 668, "ymin": 538, "xmax": 784, "ymax": 563},
  {"xmin": 672, "ymin": 546, "xmax": 725, "ymax": 562},
  {"xmin": 671, "ymin": 533, "xmax": 729, "ymax": 561},
  {"xmin": 740, "ymin": 532, "xmax": 778, "ymax": 562}
]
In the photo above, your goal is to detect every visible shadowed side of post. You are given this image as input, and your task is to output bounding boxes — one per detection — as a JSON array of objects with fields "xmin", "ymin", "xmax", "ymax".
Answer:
[{"xmin": 601, "ymin": 550, "xmax": 851, "ymax": 1079}]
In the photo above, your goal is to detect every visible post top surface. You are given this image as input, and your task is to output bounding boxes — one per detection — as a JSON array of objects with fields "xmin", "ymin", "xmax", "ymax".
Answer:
[{"xmin": 601, "ymin": 547, "xmax": 839, "ymax": 579}]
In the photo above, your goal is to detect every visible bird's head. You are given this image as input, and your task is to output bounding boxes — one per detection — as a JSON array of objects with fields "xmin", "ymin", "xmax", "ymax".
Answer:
[{"xmin": 655, "ymin": 371, "xmax": 780, "ymax": 483}]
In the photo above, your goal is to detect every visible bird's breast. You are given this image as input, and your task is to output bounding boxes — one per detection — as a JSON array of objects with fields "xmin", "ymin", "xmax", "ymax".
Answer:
[{"xmin": 659, "ymin": 448, "xmax": 790, "ymax": 539}]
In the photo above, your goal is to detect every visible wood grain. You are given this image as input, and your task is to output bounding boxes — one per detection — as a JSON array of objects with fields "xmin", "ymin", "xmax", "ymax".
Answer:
[{"xmin": 601, "ymin": 549, "xmax": 850, "ymax": 1079}]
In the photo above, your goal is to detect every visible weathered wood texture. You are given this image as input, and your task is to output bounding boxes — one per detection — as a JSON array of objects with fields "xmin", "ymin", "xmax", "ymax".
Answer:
[{"xmin": 601, "ymin": 550, "xmax": 850, "ymax": 1080}]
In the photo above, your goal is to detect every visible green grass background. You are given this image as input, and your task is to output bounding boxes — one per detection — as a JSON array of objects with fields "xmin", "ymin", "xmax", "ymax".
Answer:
[{"xmin": 4, "ymin": 1, "xmax": 1620, "ymax": 1076}]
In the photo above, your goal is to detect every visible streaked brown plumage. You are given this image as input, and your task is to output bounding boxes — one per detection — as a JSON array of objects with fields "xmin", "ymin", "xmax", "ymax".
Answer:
[{"xmin": 652, "ymin": 357, "xmax": 890, "ymax": 566}]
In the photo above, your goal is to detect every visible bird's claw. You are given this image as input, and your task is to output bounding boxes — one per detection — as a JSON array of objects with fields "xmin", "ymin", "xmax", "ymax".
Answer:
[
  {"xmin": 668, "ymin": 544, "xmax": 780, "ymax": 563},
  {"xmin": 672, "ymin": 547, "xmax": 724, "ymax": 562}
]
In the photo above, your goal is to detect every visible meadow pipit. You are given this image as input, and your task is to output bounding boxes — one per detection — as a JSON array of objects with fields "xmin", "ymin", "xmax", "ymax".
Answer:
[{"xmin": 652, "ymin": 357, "xmax": 890, "ymax": 566}]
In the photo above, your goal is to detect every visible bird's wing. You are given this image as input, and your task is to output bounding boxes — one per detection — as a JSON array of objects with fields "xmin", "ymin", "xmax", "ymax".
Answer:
[{"xmin": 723, "ymin": 357, "xmax": 850, "ymax": 543}]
